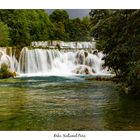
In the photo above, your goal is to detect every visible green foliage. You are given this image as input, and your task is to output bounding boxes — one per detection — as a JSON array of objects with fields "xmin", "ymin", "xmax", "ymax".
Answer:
[
  {"xmin": 0, "ymin": 22, "xmax": 10, "ymax": 46},
  {"xmin": 89, "ymin": 10, "xmax": 111, "ymax": 25},
  {"xmin": 49, "ymin": 10, "xmax": 92, "ymax": 41},
  {"xmin": 10, "ymin": 10, "xmax": 31, "ymax": 46},
  {"xmin": 49, "ymin": 10, "xmax": 69, "ymax": 23},
  {"xmin": 0, "ymin": 9, "xmax": 92, "ymax": 46},
  {"xmin": 0, "ymin": 63, "xmax": 15, "ymax": 78},
  {"xmin": 49, "ymin": 10, "xmax": 69, "ymax": 41},
  {"xmin": 28, "ymin": 10, "xmax": 54, "ymax": 41},
  {"xmin": 66, "ymin": 17, "xmax": 91, "ymax": 41},
  {"xmin": 0, "ymin": 10, "xmax": 53, "ymax": 47},
  {"xmin": 53, "ymin": 22, "xmax": 69, "ymax": 41},
  {"xmin": 0, "ymin": 63, "xmax": 9, "ymax": 73},
  {"xmin": 90, "ymin": 10, "xmax": 140, "ymax": 95}
]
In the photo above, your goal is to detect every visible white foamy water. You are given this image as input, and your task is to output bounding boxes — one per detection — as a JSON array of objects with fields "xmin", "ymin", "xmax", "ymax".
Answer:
[{"xmin": 0, "ymin": 42, "xmax": 110, "ymax": 77}]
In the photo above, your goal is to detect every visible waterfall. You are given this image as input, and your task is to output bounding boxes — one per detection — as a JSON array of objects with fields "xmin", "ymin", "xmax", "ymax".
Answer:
[
  {"xmin": 16, "ymin": 48, "xmax": 109, "ymax": 76},
  {"xmin": 0, "ymin": 49, "xmax": 13, "ymax": 70},
  {"xmin": 0, "ymin": 43, "xmax": 110, "ymax": 76}
]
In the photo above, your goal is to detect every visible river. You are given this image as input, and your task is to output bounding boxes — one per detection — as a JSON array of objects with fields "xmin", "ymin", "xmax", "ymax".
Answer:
[{"xmin": 0, "ymin": 75, "xmax": 140, "ymax": 130}]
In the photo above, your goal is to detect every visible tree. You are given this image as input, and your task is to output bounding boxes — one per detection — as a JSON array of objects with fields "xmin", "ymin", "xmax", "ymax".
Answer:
[
  {"xmin": 49, "ymin": 10, "xmax": 69, "ymax": 23},
  {"xmin": 0, "ymin": 10, "xmax": 54, "ymax": 47},
  {"xmin": 29, "ymin": 10, "xmax": 54, "ymax": 41},
  {"xmin": 66, "ymin": 17, "xmax": 91, "ymax": 41},
  {"xmin": 49, "ymin": 10, "xmax": 92, "ymax": 41},
  {"xmin": 89, "ymin": 10, "xmax": 110, "ymax": 25},
  {"xmin": 90, "ymin": 10, "xmax": 140, "ymax": 95},
  {"xmin": 53, "ymin": 22, "xmax": 69, "ymax": 41},
  {"xmin": 49, "ymin": 10, "xmax": 69, "ymax": 41},
  {"xmin": 10, "ymin": 10, "xmax": 31, "ymax": 46},
  {"xmin": 0, "ymin": 22, "xmax": 10, "ymax": 46}
]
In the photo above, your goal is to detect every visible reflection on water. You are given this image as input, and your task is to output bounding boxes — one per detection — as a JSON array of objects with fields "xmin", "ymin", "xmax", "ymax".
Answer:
[{"xmin": 0, "ymin": 76, "xmax": 140, "ymax": 130}]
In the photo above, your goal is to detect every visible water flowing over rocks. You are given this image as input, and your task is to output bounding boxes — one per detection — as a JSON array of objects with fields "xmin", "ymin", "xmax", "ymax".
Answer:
[{"xmin": 0, "ymin": 42, "xmax": 110, "ymax": 77}]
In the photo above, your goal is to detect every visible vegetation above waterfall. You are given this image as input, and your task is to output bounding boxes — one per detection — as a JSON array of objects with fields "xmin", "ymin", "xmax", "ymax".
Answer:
[
  {"xmin": 90, "ymin": 10, "xmax": 140, "ymax": 95},
  {"xmin": 0, "ymin": 10, "xmax": 91, "ymax": 47},
  {"xmin": 0, "ymin": 22, "xmax": 10, "ymax": 46}
]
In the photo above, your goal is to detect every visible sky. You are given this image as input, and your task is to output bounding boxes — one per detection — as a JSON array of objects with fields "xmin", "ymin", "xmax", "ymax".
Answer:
[{"xmin": 47, "ymin": 9, "xmax": 91, "ymax": 19}]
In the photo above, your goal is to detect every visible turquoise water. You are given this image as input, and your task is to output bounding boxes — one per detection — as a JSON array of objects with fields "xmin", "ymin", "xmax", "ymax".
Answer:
[{"xmin": 0, "ymin": 76, "xmax": 140, "ymax": 130}]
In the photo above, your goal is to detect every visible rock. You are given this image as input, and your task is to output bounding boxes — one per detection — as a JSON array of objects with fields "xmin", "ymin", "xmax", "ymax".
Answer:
[
  {"xmin": 12, "ymin": 71, "xmax": 17, "ymax": 77},
  {"xmin": 73, "ymin": 65, "xmax": 94, "ymax": 75},
  {"xmin": 75, "ymin": 50, "xmax": 86, "ymax": 65},
  {"xmin": 55, "ymin": 44, "xmax": 61, "ymax": 50},
  {"xmin": 6, "ymin": 47, "xmax": 12, "ymax": 56},
  {"xmin": 84, "ymin": 51, "xmax": 88, "ymax": 57},
  {"xmin": 93, "ymin": 49, "xmax": 98, "ymax": 55}
]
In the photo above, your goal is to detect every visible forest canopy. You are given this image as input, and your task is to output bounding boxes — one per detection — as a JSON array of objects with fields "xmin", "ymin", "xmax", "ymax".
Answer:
[{"xmin": 0, "ymin": 9, "xmax": 91, "ymax": 47}]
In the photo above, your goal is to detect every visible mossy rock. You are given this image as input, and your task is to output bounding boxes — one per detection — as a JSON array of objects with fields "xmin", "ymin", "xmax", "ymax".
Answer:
[
  {"xmin": 6, "ymin": 47, "xmax": 12, "ymax": 56},
  {"xmin": 0, "ymin": 63, "xmax": 16, "ymax": 79},
  {"xmin": 14, "ymin": 47, "xmax": 22, "ymax": 60}
]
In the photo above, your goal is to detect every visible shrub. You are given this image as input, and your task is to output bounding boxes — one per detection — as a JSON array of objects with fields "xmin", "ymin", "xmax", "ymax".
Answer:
[{"xmin": 0, "ymin": 63, "xmax": 16, "ymax": 78}]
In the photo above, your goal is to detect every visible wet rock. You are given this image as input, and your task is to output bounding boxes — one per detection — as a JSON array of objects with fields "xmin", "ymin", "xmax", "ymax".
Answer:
[
  {"xmin": 73, "ymin": 65, "xmax": 94, "ymax": 75},
  {"xmin": 6, "ymin": 47, "xmax": 12, "ymax": 56},
  {"xmin": 55, "ymin": 44, "xmax": 61, "ymax": 50},
  {"xmin": 75, "ymin": 50, "xmax": 86, "ymax": 65},
  {"xmin": 84, "ymin": 51, "xmax": 88, "ymax": 57},
  {"xmin": 93, "ymin": 49, "xmax": 98, "ymax": 55}
]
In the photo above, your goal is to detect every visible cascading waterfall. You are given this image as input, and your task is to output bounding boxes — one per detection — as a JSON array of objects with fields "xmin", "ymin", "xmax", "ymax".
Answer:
[{"xmin": 0, "ymin": 42, "xmax": 110, "ymax": 76}]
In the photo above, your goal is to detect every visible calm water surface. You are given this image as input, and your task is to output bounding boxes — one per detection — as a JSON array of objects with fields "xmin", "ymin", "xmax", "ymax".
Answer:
[{"xmin": 0, "ymin": 75, "xmax": 140, "ymax": 130}]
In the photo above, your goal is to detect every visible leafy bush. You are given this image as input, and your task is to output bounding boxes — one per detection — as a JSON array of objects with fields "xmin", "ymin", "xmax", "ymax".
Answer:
[
  {"xmin": 90, "ymin": 10, "xmax": 140, "ymax": 95},
  {"xmin": 0, "ymin": 63, "xmax": 16, "ymax": 78}
]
